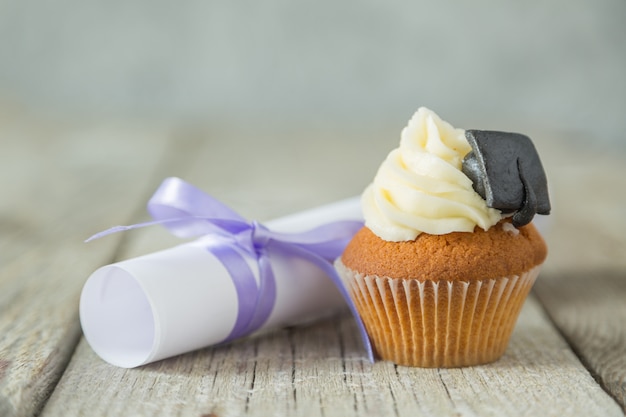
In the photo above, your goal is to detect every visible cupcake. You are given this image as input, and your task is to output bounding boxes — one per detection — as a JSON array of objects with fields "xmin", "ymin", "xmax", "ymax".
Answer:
[{"xmin": 336, "ymin": 107, "xmax": 550, "ymax": 367}]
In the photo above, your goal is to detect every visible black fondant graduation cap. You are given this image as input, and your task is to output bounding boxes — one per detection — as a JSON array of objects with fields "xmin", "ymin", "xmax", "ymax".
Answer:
[{"xmin": 462, "ymin": 130, "xmax": 551, "ymax": 227}]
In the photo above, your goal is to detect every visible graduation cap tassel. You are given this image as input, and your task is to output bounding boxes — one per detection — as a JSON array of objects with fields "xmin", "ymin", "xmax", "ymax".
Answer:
[{"xmin": 512, "ymin": 159, "xmax": 537, "ymax": 227}]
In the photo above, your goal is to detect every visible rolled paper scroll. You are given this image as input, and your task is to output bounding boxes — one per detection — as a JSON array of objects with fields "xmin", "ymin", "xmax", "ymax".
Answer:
[{"xmin": 80, "ymin": 178, "xmax": 372, "ymax": 368}]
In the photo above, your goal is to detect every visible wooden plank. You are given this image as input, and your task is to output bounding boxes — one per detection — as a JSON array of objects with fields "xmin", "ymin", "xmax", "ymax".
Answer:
[
  {"xmin": 40, "ymin": 128, "xmax": 624, "ymax": 416},
  {"xmin": 534, "ymin": 271, "xmax": 626, "ymax": 412},
  {"xmin": 532, "ymin": 135, "xmax": 626, "ymax": 411},
  {"xmin": 41, "ymin": 297, "xmax": 623, "ymax": 416},
  {"xmin": 0, "ymin": 115, "xmax": 176, "ymax": 417}
]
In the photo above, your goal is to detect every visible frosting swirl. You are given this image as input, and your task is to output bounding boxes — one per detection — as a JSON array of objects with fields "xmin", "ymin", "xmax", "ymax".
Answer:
[{"xmin": 362, "ymin": 107, "xmax": 502, "ymax": 241}]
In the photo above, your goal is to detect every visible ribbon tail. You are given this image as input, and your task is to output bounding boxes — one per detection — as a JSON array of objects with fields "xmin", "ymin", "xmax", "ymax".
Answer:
[
  {"xmin": 84, "ymin": 219, "xmax": 176, "ymax": 242},
  {"xmin": 86, "ymin": 215, "xmax": 255, "ymax": 243},
  {"xmin": 274, "ymin": 243, "xmax": 375, "ymax": 363},
  {"xmin": 265, "ymin": 221, "xmax": 364, "ymax": 260}
]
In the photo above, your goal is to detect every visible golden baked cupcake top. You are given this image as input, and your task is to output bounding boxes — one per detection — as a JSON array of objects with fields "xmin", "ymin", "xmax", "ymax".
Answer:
[{"xmin": 341, "ymin": 219, "xmax": 547, "ymax": 281}]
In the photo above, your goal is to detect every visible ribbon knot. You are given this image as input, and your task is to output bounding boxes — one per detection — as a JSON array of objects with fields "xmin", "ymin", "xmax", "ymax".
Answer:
[
  {"xmin": 248, "ymin": 220, "xmax": 272, "ymax": 253},
  {"xmin": 87, "ymin": 177, "xmax": 374, "ymax": 362}
]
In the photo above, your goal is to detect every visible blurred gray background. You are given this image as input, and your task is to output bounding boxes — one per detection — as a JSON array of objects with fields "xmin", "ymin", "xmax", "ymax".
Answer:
[{"xmin": 1, "ymin": 0, "xmax": 625, "ymax": 145}]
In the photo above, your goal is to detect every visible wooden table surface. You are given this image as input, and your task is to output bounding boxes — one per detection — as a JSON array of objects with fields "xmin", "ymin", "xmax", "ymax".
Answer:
[{"xmin": 1, "ymin": 111, "xmax": 625, "ymax": 417}]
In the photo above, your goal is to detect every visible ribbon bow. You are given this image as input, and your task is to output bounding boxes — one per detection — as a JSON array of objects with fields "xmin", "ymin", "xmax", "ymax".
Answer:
[{"xmin": 87, "ymin": 177, "xmax": 374, "ymax": 362}]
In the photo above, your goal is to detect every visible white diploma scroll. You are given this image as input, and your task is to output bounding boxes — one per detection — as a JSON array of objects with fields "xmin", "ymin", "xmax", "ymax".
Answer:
[{"xmin": 80, "ymin": 197, "xmax": 362, "ymax": 368}]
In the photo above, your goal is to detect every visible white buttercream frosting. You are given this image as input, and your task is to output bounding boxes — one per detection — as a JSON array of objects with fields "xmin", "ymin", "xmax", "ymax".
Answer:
[{"xmin": 362, "ymin": 107, "xmax": 502, "ymax": 241}]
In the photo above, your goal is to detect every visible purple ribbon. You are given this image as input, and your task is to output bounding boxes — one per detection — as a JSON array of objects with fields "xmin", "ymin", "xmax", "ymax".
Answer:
[{"xmin": 87, "ymin": 177, "xmax": 374, "ymax": 362}]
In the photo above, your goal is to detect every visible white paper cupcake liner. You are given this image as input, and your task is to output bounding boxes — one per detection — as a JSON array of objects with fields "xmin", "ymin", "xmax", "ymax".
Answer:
[{"xmin": 336, "ymin": 259, "xmax": 540, "ymax": 367}]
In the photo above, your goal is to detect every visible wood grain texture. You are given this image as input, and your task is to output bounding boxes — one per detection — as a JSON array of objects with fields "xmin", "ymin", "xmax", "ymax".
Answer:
[
  {"xmin": 41, "ymin": 297, "xmax": 623, "ymax": 417},
  {"xmin": 534, "ymin": 270, "xmax": 626, "ymax": 411},
  {"xmin": 0, "ymin": 116, "xmax": 174, "ymax": 417},
  {"xmin": 533, "ymin": 134, "xmax": 626, "ymax": 411}
]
